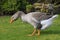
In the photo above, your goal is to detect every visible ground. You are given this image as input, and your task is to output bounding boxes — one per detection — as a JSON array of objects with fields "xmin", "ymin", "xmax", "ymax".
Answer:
[{"xmin": 0, "ymin": 15, "xmax": 60, "ymax": 40}]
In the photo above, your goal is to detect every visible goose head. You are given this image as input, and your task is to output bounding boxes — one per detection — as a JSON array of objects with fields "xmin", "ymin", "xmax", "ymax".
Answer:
[{"xmin": 10, "ymin": 11, "xmax": 25, "ymax": 23}]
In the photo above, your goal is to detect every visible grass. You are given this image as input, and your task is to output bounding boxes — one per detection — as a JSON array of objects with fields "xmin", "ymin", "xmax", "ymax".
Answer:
[{"xmin": 0, "ymin": 15, "xmax": 60, "ymax": 40}]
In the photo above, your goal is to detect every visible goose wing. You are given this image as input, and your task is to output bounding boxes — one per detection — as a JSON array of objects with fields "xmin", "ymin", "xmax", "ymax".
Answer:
[{"xmin": 31, "ymin": 12, "xmax": 53, "ymax": 21}]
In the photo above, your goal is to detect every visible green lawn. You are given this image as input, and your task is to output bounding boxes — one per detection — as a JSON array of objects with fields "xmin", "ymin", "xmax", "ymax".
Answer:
[{"xmin": 0, "ymin": 15, "xmax": 60, "ymax": 40}]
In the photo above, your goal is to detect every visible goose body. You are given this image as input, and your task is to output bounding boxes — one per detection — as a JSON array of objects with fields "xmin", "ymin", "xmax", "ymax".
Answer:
[
  {"xmin": 21, "ymin": 12, "xmax": 58, "ymax": 30},
  {"xmin": 10, "ymin": 11, "xmax": 58, "ymax": 36}
]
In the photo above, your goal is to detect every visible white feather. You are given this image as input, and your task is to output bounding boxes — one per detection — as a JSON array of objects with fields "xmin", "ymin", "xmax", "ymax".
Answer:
[{"xmin": 41, "ymin": 15, "xmax": 58, "ymax": 30}]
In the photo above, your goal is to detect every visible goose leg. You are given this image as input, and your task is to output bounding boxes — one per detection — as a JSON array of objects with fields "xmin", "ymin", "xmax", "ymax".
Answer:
[
  {"xmin": 28, "ymin": 28, "xmax": 36, "ymax": 36},
  {"xmin": 36, "ymin": 23, "xmax": 41, "ymax": 36},
  {"xmin": 37, "ymin": 29, "xmax": 40, "ymax": 36}
]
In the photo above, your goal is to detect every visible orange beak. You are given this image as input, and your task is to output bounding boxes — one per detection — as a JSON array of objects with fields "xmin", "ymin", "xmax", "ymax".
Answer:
[{"xmin": 10, "ymin": 19, "xmax": 14, "ymax": 23}]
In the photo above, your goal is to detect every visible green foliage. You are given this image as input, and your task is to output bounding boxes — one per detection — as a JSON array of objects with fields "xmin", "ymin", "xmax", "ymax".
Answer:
[
  {"xmin": 0, "ymin": 0, "xmax": 60, "ymax": 15},
  {"xmin": 0, "ymin": 0, "xmax": 27, "ymax": 15},
  {"xmin": 1, "ymin": 0, "xmax": 19, "ymax": 11},
  {"xmin": 26, "ymin": 4, "xmax": 33, "ymax": 13}
]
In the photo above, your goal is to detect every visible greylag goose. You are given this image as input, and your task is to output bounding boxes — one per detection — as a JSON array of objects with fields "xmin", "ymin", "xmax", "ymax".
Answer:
[{"xmin": 10, "ymin": 11, "xmax": 58, "ymax": 36}]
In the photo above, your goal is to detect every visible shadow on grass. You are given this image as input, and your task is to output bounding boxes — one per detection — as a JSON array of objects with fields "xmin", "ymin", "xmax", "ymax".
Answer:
[{"xmin": 41, "ymin": 30, "xmax": 60, "ymax": 35}]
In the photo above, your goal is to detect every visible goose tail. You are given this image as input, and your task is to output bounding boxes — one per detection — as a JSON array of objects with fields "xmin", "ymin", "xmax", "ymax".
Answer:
[{"xmin": 50, "ymin": 15, "xmax": 58, "ymax": 20}]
